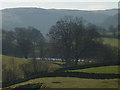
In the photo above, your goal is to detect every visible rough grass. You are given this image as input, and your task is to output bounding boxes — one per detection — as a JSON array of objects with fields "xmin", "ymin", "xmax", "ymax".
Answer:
[
  {"xmin": 6, "ymin": 77, "xmax": 119, "ymax": 88},
  {"xmin": 54, "ymin": 61, "xmax": 65, "ymax": 65},
  {"xmin": 101, "ymin": 37, "xmax": 119, "ymax": 48},
  {"xmin": 2, "ymin": 55, "xmax": 61, "ymax": 83},
  {"xmin": 2, "ymin": 55, "xmax": 29, "ymax": 79},
  {"xmin": 66, "ymin": 65, "xmax": 119, "ymax": 74}
]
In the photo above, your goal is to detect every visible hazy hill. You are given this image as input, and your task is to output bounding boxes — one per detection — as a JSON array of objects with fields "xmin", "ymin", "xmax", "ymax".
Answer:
[
  {"xmin": 101, "ymin": 14, "xmax": 118, "ymax": 29},
  {"xmin": 1, "ymin": 8, "xmax": 118, "ymax": 36}
]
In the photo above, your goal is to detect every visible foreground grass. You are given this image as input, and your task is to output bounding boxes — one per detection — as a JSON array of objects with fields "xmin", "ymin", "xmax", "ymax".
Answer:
[
  {"xmin": 7, "ymin": 77, "xmax": 119, "ymax": 88},
  {"xmin": 66, "ymin": 65, "xmax": 119, "ymax": 74},
  {"xmin": 101, "ymin": 37, "xmax": 119, "ymax": 48}
]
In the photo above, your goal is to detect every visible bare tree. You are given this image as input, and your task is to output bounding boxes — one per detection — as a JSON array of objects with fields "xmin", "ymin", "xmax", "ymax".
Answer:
[{"xmin": 48, "ymin": 16, "xmax": 100, "ymax": 66}]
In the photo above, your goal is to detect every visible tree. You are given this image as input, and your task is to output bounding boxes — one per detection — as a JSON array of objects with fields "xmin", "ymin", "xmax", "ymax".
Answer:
[
  {"xmin": 2, "ymin": 30, "xmax": 16, "ymax": 56},
  {"xmin": 14, "ymin": 27, "xmax": 45, "ymax": 73},
  {"xmin": 48, "ymin": 16, "xmax": 100, "ymax": 66},
  {"xmin": 108, "ymin": 25, "xmax": 116, "ymax": 36},
  {"xmin": 14, "ymin": 27, "xmax": 44, "ymax": 58},
  {"xmin": 15, "ymin": 27, "xmax": 33, "ymax": 59},
  {"xmin": 72, "ymin": 23, "xmax": 100, "ymax": 65},
  {"xmin": 18, "ymin": 39, "xmax": 33, "ymax": 59}
]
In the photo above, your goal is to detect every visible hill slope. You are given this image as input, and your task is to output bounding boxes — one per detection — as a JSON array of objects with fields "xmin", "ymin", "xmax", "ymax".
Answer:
[{"xmin": 1, "ymin": 8, "xmax": 118, "ymax": 36}]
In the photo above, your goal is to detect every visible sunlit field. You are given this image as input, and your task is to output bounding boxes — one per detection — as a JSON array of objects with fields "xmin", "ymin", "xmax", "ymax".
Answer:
[{"xmin": 66, "ymin": 65, "xmax": 119, "ymax": 74}]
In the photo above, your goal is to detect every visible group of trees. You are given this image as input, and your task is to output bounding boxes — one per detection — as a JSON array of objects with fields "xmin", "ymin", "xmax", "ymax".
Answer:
[
  {"xmin": 2, "ymin": 16, "xmax": 118, "ymax": 66},
  {"xmin": 3, "ymin": 27, "xmax": 45, "ymax": 59},
  {"xmin": 48, "ymin": 16, "xmax": 118, "ymax": 66},
  {"xmin": 3, "ymin": 27, "xmax": 45, "ymax": 74}
]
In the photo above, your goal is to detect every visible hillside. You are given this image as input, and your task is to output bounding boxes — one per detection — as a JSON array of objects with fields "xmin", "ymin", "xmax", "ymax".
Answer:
[
  {"xmin": 102, "ymin": 14, "xmax": 118, "ymax": 29},
  {"xmin": 1, "ymin": 8, "xmax": 118, "ymax": 36}
]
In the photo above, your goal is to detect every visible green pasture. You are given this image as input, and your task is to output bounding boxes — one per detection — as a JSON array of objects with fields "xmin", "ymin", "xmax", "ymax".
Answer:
[
  {"xmin": 101, "ymin": 37, "xmax": 119, "ymax": 48},
  {"xmin": 66, "ymin": 65, "xmax": 119, "ymax": 74}
]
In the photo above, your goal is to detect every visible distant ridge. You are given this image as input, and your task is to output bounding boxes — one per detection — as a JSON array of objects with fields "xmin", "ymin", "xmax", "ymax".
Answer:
[{"xmin": 1, "ymin": 7, "xmax": 118, "ymax": 36}]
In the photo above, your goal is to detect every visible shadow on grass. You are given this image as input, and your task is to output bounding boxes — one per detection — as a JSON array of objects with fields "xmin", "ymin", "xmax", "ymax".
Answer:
[
  {"xmin": 2, "ymin": 83, "xmax": 44, "ymax": 90},
  {"xmin": 35, "ymin": 72, "xmax": 120, "ymax": 79},
  {"xmin": 55, "ymin": 62, "xmax": 119, "ymax": 72},
  {"xmin": 13, "ymin": 83, "xmax": 42, "ymax": 89}
]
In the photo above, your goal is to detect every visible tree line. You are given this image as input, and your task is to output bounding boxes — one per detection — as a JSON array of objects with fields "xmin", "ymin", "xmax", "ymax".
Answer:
[{"xmin": 2, "ymin": 16, "xmax": 118, "ymax": 66}]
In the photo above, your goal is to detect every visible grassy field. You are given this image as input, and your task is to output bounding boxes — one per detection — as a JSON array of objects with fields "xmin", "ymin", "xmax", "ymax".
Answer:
[
  {"xmin": 66, "ymin": 65, "xmax": 119, "ymax": 74},
  {"xmin": 6, "ymin": 77, "xmax": 119, "ymax": 88},
  {"xmin": 2, "ymin": 55, "xmax": 119, "ymax": 88},
  {"xmin": 101, "ymin": 37, "xmax": 119, "ymax": 48},
  {"xmin": 2, "ymin": 55, "xmax": 61, "ymax": 83},
  {"xmin": 2, "ymin": 55, "xmax": 29, "ymax": 80}
]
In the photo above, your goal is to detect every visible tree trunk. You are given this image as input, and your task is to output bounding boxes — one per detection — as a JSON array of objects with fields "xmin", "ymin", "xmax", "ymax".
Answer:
[
  {"xmin": 32, "ymin": 50, "xmax": 37, "ymax": 74},
  {"xmin": 24, "ymin": 55, "xmax": 28, "ymax": 59},
  {"xmin": 33, "ymin": 58, "xmax": 37, "ymax": 74},
  {"xmin": 75, "ymin": 58, "xmax": 78, "ymax": 65}
]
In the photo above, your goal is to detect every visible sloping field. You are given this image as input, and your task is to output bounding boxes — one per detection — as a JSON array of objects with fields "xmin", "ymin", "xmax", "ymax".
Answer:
[
  {"xmin": 66, "ymin": 65, "xmax": 119, "ymax": 74},
  {"xmin": 101, "ymin": 37, "xmax": 119, "ymax": 48},
  {"xmin": 2, "ymin": 55, "xmax": 29, "ymax": 79},
  {"xmin": 2, "ymin": 55, "xmax": 61, "ymax": 84}
]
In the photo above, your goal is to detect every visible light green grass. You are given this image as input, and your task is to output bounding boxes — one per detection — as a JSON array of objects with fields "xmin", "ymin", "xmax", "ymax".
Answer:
[
  {"xmin": 101, "ymin": 37, "xmax": 119, "ymax": 48},
  {"xmin": 7, "ymin": 77, "xmax": 119, "ymax": 88},
  {"xmin": 66, "ymin": 65, "xmax": 119, "ymax": 74}
]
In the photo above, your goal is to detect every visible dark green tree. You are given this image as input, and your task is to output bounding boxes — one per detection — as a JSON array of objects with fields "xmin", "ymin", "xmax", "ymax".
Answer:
[
  {"xmin": 2, "ymin": 30, "xmax": 16, "ymax": 56},
  {"xmin": 14, "ymin": 27, "xmax": 45, "ymax": 73}
]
